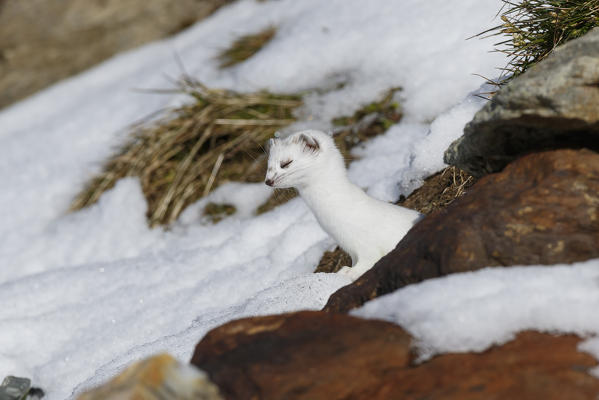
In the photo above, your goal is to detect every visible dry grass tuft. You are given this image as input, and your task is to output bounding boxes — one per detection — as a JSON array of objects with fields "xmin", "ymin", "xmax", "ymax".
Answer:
[
  {"xmin": 331, "ymin": 88, "xmax": 402, "ymax": 161},
  {"xmin": 203, "ymin": 202, "xmax": 236, "ymax": 223},
  {"xmin": 71, "ymin": 79, "xmax": 301, "ymax": 226},
  {"xmin": 218, "ymin": 26, "xmax": 277, "ymax": 68},
  {"xmin": 315, "ymin": 246, "xmax": 352, "ymax": 273},
  {"xmin": 397, "ymin": 166, "xmax": 475, "ymax": 215},
  {"xmin": 476, "ymin": 0, "xmax": 599, "ymax": 84},
  {"xmin": 255, "ymin": 187, "xmax": 298, "ymax": 215}
]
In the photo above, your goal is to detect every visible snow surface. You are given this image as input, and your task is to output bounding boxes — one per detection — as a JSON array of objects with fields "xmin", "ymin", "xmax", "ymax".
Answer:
[
  {"xmin": 5, "ymin": 0, "xmax": 588, "ymax": 398},
  {"xmin": 353, "ymin": 260, "xmax": 599, "ymax": 377}
]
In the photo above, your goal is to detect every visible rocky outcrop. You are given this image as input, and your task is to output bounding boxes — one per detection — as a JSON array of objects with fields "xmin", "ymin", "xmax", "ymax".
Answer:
[
  {"xmin": 191, "ymin": 311, "xmax": 599, "ymax": 400},
  {"xmin": 444, "ymin": 27, "xmax": 599, "ymax": 177},
  {"xmin": 78, "ymin": 353, "xmax": 222, "ymax": 400},
  {"xmin": 191, "ymin": 311, "xmax": 412, "ymax": 399},
  {"xmin": 325, "ymin": 149, "xmax": 599, "ymax": 312},
  {"xmin": 0, "ymin": 0, "xmax": 231, "ymax": 109}
]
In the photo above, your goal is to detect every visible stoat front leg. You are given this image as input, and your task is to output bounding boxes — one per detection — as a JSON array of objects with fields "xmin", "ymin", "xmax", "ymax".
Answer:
[
  {"xmin": 337, "ymin": 254, "xmax": 381, "ymax": 281},
  {"xmin": 337, "ymin": 265, "xmax": 364, "ymax": 281}
]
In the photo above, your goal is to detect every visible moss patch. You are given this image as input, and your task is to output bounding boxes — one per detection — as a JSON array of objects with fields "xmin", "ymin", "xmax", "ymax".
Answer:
[
  {"xmin": 203, "ymin": 202, "xmax": 236, "ymax": 223},
  {"xmin": 71, "ymin": 79, "xmax": 301, "ymax": 226},
  {"xmin": 218, "ymin": 26, "xmax": 277, "ymax": 68},
  {"xmin": 332, "ymin": 88, "xmax": 402, "ymax": 161},
  {"xmin": 314, "ymin": 247, "xmax": 352, "ymax": 273}
]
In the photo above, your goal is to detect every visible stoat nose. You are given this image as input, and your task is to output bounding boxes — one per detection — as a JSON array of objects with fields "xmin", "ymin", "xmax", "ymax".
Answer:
[{"xmin": 265, "ymin": 178, "xmax": 274, "ymax": 187}]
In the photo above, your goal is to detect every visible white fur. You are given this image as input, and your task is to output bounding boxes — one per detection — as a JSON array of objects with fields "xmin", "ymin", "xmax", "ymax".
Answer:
[{"xmin": 265, "ymin": 130, "xmax": 422, "ymax": 281}]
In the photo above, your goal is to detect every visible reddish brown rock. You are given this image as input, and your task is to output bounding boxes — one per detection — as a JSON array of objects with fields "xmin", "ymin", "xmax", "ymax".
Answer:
[
  {"xmin": 191, "ymin": 311, "xmax": 412, "ymax": 399},
  {"xmin": 325, "ymin": 149, "xmax": 599, "ymax": 312},
  {"xmin": 191, "ymin": 311, "xmax": 599, "ymax": 400}
]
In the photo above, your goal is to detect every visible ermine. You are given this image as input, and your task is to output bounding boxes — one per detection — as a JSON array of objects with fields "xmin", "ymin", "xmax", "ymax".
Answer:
[{"xmin": 265, "ymin": 129, "xmax": 422, "ymax": 281}]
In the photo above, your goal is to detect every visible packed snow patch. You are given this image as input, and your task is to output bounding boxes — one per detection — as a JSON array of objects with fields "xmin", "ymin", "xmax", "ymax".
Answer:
[
  {"xmin": 0, "ymin": 180, "xmax": 348, "ymax": 399},
  {"xmin": 178, "ymin": 182, "xmax": 273, "ymax": 226},
  {"xmin": 353, "ymin": 259, "xmax": 599, "ymax": 376}
]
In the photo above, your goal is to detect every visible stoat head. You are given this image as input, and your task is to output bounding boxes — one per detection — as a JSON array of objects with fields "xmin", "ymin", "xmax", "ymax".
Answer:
[{"xmin": 265, "ymin": 130, "xmax": 344, "ymax": 189}]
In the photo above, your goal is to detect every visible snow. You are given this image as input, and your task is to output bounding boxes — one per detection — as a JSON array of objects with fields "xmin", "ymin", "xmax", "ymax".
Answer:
[
  {"xmin": 0, "ymin": 179, "xmax": 349, "ymax": 396},
  {"xmin": 4, "ymin": 0, "xmax": 587, "ymax": 398},
  {"xmin": 178, "ymin": 182, "xmax": 273, "ymax": 225},
  {"xmin": 353, "ymin": 260, "xmax": 599, "ymax": 376}
]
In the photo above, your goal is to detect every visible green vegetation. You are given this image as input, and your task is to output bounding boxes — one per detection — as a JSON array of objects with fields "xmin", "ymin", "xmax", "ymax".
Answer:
[
  {"xmin": 71, "ymin": 79, "xmax": 301, "ymax": 226},
  {"xmin": 203, "ymin": 202, "xmax": 237, "ymax": 223},
  {"xmin": 314, "ymin": 246, "xmax": 352, "ymax": 273},
  {"xmin": 478, "ymin": 0, "xmax": 599, "ymax": 82},
  {"xmin": 218, "ymin": 27, "xmax": 277, "ymax": 68},
  {"xmin": 332, "ymin": 88, "xmax": 402, "ymax": 161}
]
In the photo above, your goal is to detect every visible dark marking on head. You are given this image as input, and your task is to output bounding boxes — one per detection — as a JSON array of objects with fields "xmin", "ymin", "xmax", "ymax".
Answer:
[{"xmin": 298, "ymin": 133, "xmax": 320, "ymax": 153}]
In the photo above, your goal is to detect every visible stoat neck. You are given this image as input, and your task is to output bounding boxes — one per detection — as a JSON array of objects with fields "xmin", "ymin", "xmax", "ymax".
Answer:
[{"xmin": 297, "ymin": 169, "xmax": 367, "ymax": 222}]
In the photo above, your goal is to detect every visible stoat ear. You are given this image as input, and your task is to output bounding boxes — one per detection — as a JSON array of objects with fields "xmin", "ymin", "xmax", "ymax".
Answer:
[
  {"xmin": 298, "ymin": 133, "xmax": 320, "ymax": 153},
  {"xmin": 267, "ymin": 138, "xmax": 276, "ymax": 151}
]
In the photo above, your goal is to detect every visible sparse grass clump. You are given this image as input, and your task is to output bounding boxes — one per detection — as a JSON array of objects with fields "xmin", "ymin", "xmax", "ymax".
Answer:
[
  {"xmin": 331, "ymin": 88, "xmax": 402, "ymax": 161},
  {"xmin": 218, "ymin": 26, "xmax": 277, "ymax": 68},
  {"xmin": 203, "ymin": 202, "xmax": 236, "ymax": 223},
  {"xmin": 71, "ymin": 79, "xmax": 301, "ymax": 226},
  {"xmin": 397, "ymin": 166, "xmax": 475, "ymax": 215},
  {"xmin": 480, "ymin": 0, "xmax": 599, "ymax": 82}
]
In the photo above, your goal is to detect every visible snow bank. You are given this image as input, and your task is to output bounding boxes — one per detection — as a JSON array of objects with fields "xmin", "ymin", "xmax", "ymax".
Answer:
[
  {"xmin": 0, "ymin": 179, "xmax": 349, "ymax": 397},
  {"xmin": 0, "ymin": 0, "xmax": 510, "ymax": 398},
  {"xmin": 353, "ymin": 260, "xmax": 599, "ymax": 376}
]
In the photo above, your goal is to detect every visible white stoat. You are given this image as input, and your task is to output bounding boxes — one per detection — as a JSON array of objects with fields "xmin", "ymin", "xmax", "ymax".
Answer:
[{"xmin": 265, "ymin": 129, "xmax": 422, "ymax": 281}]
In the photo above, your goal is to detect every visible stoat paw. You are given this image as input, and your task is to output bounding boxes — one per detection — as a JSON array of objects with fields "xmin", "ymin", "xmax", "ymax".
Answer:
[
  {"xmin": 338, "ymin": 266, "xmax": 352, "ymax": 275},
  {"xmin": 337, "ymin": 266, "xmax": 362, "ymax": 281}
]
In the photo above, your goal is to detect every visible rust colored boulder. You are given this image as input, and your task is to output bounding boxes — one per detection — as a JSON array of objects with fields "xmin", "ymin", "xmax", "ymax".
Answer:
[
  {"xmin": 191, "ymin": 311, "xmax": 412, "ymax": 400},
  {"xmin": 191, "ymin": 311, "xmax": 599, "ymax": 400},
  {"xmin": 444, "ymin": 28, "xmax": 599, "ymax": 177},
  {"xmin": 325, "ymin": 149, "xmax": 599, "ymax": 312}
]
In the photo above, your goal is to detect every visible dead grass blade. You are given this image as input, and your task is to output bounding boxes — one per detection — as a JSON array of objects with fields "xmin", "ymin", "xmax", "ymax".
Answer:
[{"xmin": 218, "ymin": 26, "xmax": 277, "ymax": 68}]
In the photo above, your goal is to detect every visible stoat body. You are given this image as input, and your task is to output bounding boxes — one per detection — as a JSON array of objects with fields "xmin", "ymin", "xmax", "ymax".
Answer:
[{"xmin": 265, "ymin": 130, "xmax": 421, "ymax": 281}]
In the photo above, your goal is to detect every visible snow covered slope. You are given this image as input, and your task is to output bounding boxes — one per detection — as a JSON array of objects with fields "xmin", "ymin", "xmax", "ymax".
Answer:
[
  {"xmin": 353, "ymin": 260, "xmax": 599, "ymax": 377},
  {"xmin": 6, "ymin": 0, "xmax": 589, "ymax": 398}
]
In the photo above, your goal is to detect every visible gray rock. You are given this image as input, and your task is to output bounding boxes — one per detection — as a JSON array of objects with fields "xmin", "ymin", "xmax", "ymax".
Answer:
[
  {"xmin": 0, "ymin": 376, "xmax": 30, "ymax": 400},
  {"xmin": 445, "ymin": 27, "xmax": 599, "ymax": 177},
  {"xmin": 0, "ymin": 0, "xmax": 231, "ymax": 109}
]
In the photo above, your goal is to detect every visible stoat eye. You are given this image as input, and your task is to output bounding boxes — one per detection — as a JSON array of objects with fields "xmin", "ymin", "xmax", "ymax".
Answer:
[{"xmin": 280, "ymin": 160, "xmax": 293, "ymax": 169}]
